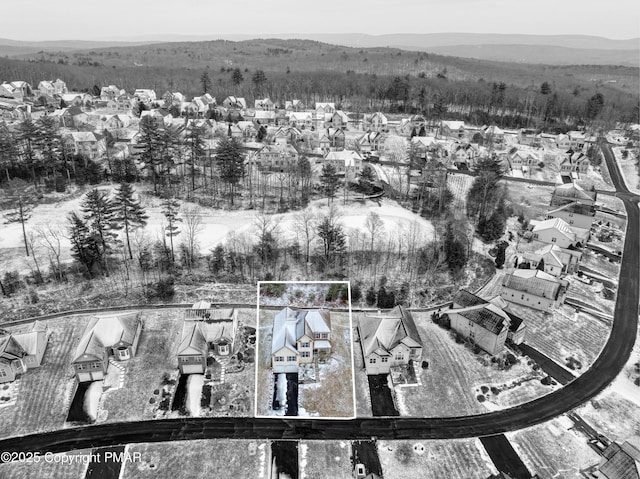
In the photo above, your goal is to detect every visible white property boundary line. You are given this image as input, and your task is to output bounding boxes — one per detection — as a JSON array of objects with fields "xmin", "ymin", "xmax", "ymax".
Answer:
[{"xmin": 253, "ymin": 281, "xmax": 357, "ymax": 421}]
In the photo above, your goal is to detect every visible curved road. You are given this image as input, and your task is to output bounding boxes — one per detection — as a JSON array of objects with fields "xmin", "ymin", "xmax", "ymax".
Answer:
[{"xmin": 0, "ymin": 142, "xmax": 638, "ymax": 457}]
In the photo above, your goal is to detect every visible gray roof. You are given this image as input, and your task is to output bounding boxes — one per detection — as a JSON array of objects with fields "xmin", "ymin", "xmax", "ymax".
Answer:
[
  {"xmin": 73, "ymin": 313, "xmax": 141, "ymax": 362},
  {"xmin": 453, "ymin": 305, "xmax": 509, "ymax": 335},
  {"xmin": 501, "ymin": 270, "xmax": 562, "ymax": 300},
  {"xmin": 271, "ymin": 308, "xmax": 331, "ymax": 355},
  {"xmin": 453, "ymin": 289, "xmax": 487, "ymax": 308},
  {"xmin": 359, "ymin": 306, "xmax": 422, "ymax": 356}
]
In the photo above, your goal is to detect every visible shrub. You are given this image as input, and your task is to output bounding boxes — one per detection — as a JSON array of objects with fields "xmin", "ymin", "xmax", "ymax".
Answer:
[
  {"xmin": 473, "ymin": 344, "xmax": 482, "ymax": 354},
  {"xmin": 481, "ymin": 386, "xmax": 489, "ymax": 394},
  {"xmin": 490, "ymin": 387, "xmax": 500, "ymax": 396},
  {"xmin": 149, "ymin": 397, "xmax": 156, "ymax": 404},
  {"xmin": 421, "ymin": 361, "xmax": 429, "ymax": 370},
  {"xmin": 351, "ymin": 282, "xmax": 362, "ymax": 303},
  {"xmin": 2, "ymin": 271, "xmax": 22, "ymax": 296},
  {"xmin": 541, "ymin": 376, "xmax": 553, "ymax": 386},
  {"xmin": 261, "ymin": 283, "xmax": 286, "ymax": 297},
  {"xmin": 153, "ymin": 389, "xmax": 160, "ymax": 395},
  {"xmin": 477, "ymin": 394, "xmax": 486, "ymax": 402},
  {"xmin": 394, "ymin": 443, "xmax": 413, "ymax": 464},
  {"xmin": 504, "ymin": 353, "xmax": 518, "ymax": 367},
  {"xmin": 455, "ymin": 333, "xmax": 464, "ymax": 344}
]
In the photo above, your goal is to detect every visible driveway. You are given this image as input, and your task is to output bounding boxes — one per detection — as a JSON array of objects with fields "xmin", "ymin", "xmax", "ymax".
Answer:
[{"xmin": 367, "ymin": 375, "xmax": 399, "ymax": 417}]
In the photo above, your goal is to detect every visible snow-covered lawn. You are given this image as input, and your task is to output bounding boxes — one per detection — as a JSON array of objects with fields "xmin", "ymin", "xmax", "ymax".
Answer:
[
  {"xmin": 507, "ymin": 416, "xmax": 601, "ymax": 478},
  {"xmin": 300, "ymin": 441, "xmax": 351, "ymax": 479},
  {"xmin": 377, "ymin": 439, "xmax": 498, "ymax": 479},
  {"xmin": 259, "ymin": 282, "xmax": 349, "ymax": 308},
  {"xmin": 362, "ymin": 312, "xmax": 552, "ymax": 418},
  {"xmin": 186, "ymin": 374, "xmax": 204, "ymax": 417},
  {"xmin": 612, "ymin": 146, "xmax": 640, "ymax": 194},
  {"xmin": 0, "ymin": 316, "xmax": 80, "ymax": 439},
  {"xmin": 0, "ymin": 450, "xmax": 92, "ymax": 479},
  {"xmin": 84, "ymin": 380, "xmax": 104, "ymax": 421},
  {"xmin": 124, "ymin": 440, "xmax": 268, "ymax": 479}
]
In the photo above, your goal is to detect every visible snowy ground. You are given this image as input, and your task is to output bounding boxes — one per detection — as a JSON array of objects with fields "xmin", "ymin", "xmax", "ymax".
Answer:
[
  {"xmin": 0, "ymin": 185, "xmax": 434, "ymax": 274},
  {"xmin": 259, "ymin": 282, "xmax": 349, "ymax": 308},
  {"xmin": 186, "ymin": 374, "xmax": 204, "ymax": 417},
  {"xmin": 612, "ymin": 146, "xmax": 640, "ymax": 194},
  {"xmin": 507, "ymin": 416, "xmax": 601, "ymax": 478},
  {"xmin": 84, "ymin": 380, "xmax": 104, "ymax": 421}
]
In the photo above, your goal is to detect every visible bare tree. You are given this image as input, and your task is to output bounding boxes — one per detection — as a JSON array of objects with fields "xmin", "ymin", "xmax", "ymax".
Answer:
[
  {"xmin": 293, "ymin": 207, "xmax": 317, "ymax": 268},
  {"xmin": 35, "ymin": 224, "xmax": 64, "ymax": 282},
  {"xmin": 182, "ymin": 206, "xmax": 204, "ymax": 271}
]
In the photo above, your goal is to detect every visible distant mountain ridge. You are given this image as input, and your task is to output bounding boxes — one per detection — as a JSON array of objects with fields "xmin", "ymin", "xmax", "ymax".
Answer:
[{"xmin": 0, "ymin": 33, "xmax": 638, "ymax": 66}]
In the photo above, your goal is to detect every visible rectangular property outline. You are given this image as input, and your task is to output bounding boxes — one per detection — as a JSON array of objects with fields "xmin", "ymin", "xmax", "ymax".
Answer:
[{"xmin": 254, "ymin": 280, "xmax": 356, "ymax": 420}]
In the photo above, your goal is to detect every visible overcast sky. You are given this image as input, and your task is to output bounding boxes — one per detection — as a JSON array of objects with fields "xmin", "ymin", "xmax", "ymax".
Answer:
[{"xmin": 2, "ymin": 0, "xmax": 638, "ymax": 41}]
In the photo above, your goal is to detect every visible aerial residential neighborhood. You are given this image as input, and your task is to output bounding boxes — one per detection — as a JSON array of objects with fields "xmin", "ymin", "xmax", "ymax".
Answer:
[{"xmin": 0, "ymin": 3, "xmax": 639, "ymax": 478}]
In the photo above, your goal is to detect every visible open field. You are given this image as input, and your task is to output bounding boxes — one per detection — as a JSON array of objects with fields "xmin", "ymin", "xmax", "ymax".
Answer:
[
  {"xmin": 507, "ymin": 416, "xmax": 601, "ymax": 478},
  {"xmin": 300, "ymin": 441, "xmax": 352, "ymax": 479},
  {"xmin": 613, "ymin": 146, "xmax": 640, "ymax": 194},
  {"xmin": 505, "ymin": 183, "xmax": 556, "ymax": 220},
  {"xmin": 0, "ymin": 316, "xmax": 81, "ymax": 439},
  {"xmin": 377, "ymin": 439, "xmax": 498, "ymax": 478},
  {"xmin": 123, "ymin": 440, "xmax": 268, "ymax": 479},
  {"xmin": 0, "ymin": 450, "xmax": 91, "ymax": 479}
]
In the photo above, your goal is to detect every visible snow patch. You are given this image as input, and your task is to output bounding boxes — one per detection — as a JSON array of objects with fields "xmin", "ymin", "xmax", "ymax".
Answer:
[
  {"xmin": 186, "ymin": 374, "xmax": 204, "ymax": 417},
  {"xmin": 84, "ymin": 380, "xmax": 104, "ymax": 421},
  {"xmin": 299, "ymin": 443, "xmax": 308, "ymax": 479}
]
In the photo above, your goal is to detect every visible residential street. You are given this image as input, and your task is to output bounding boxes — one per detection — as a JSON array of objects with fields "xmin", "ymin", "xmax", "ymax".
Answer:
[{"xmin": 0, "ymin": 142, "xmax": 638, "ymax": 458}]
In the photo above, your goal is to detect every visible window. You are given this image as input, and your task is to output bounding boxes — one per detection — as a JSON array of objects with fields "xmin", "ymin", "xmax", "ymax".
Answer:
[
  {"xmin": 0, "ymin": 369, "xmax": 6, "ymax": 377},
  {"xmin": 93, "ymin": 362, "xmax": 102, "ymax": 369},
  {"xmin": 301, "ymin": 342, "xmax": 310, "ymax": 348},
  {"xmin": 369, "ymin": 358, "xmax": 376, "ymax": 364},
  {"xmin": 287, "ymin": 356, "xmax": 296, "ymax": 362},
  {"xmin": 314, "ymin": 333, "xmax": 321, "ymax": 339},
  {"xmin": 77, "ymin": 364, "xmax": 85, "ymax": 371},
  {"xmin": 521, "ymin": 295, "xmax": 525, "ymax": 300},
  {"xmin": 275, "ymin": 356, "xmax": 284, "ymax": 362},
  {"xmin": 551, "ymin": 237, "xmax": 557, "ymax": 243},
  {"xmin": 301, "ymin": 351, "xmax": 310, "ymax": 358},
  {"xmin": 321, "ymin": 333, "xmax": 328, "ymax": 339},
  {"xmin": 381, "ymin": 357, "xmax": 389, "ymax": 363},
  {"xmin": 395, "ymin": 354, "xmax": 404, "ymax": 361}
]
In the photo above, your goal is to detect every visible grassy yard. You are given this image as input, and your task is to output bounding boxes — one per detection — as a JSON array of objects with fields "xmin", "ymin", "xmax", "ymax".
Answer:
[
  {"xmin": 123, "ymin": 440, "xmax": 268, "ymax": 479},
  {"xmin": 300, "ymin": 441, "xmax": 352, "ymax": 479},
  {"xmin": 100, "ymin": 310, "xmax": 182, "ymax": 423},
  {"xmin": 377, "ymin": 439, "xmax": 497, "ymax": 478},
  {"xmin": 0, "ymin": 316, "xmax": 81, "ymax": 439},
  {"xmin": 507, "ymin": 417, "xmax": 601, "ymax": 478},
  {"xmin": 352, "ymin": 326, "xmax": 373, "ymax": 417},
  {"xmin": 0, "ymin": 450, "xmax": 91, "ymax": 479}
]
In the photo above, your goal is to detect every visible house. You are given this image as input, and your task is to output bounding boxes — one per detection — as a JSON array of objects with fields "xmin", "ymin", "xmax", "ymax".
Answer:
[
  {"xmin": 550, "ymin": 182, "xmax": 597, "ymax": 207},
  {"xmin": 329, "ymin": 110, "xmax": 350, "ymax": 129},
  {"xmin": 500, "ymin": 269, "xmax": 567, "ymax": 311},
  {"xmin": 440, "ymin": 120, "xmax": 465, "ymax": 139},
  {"xmin": 560, "ymin": 150, "xmax": 590, "ymax": 179},
  {"xmin": 1, "ymin": 81, "xmax": 32, "ymax": 100},
  {"xmin": 177, "ymin": 303, "xmax": 239, "ymax": 374},
  {"xmin": 587, "ymin": 440, "xmax": 640, "ymax": 479},
  {"xmin": 222, "ymin": 96, "xmax": 247, "ymax": 110},
  {"xmin": 319, "ymin": 150, "xmax": 363, "ymax": 175},
  {"xmin": 37, "ymin": 79, "xmax": 67, "ymax": 97},
  {"xmin": 0, "ymin": 98, "xmax": 31, "ymax": 121},
  {"xmin": 483, "ymin": 125, "xmax": 505, "ymax": 145},
  {"xmin": 273, "ymin": 125, "xmax": 303, "ymax": 146},
  {"xmin": 410, "ymin": 136, "xmax": 438, "ymax": 161},
  {"xmin": 447, "ymin": 293, "xmax": 513, "ymax": 355},
  {"xmin": 140, "ymin": 109, "xmax": 173, "ymax": 127},
  {"xmin": 100, "ymin": 85, "xmax": 125, "ymax": 100},
  {"xmin": 357, "ymin": 306, "xmax": 422, "ymax": 375},
  {"xmin": 567, "ymin": 130, "xmax": 587, "ymax": 151},
  {"xmin": 0, "ymin": 84, "xmax": 14, "ymax": 99},
  {"xmin": 545, "ymin": 201, "xmax": 595, "ymax": 229},
  {"xmin": 254, "ymin": 110, "xmax": 276, "ymax": 125},
  {"xmin": 103, "ymin": 114, "xmax": 132, "ymax": 130},
  {"xmin": 63, "ymin": 132, "xmax": 105, "ymax": 160},
  {"xmin": 528, "ymin": 217, "xmax": 589, "ymax": 248},
  {"xmin": 58, "ymin": 106, "xmax": 89, "ymax": 128},
  {"xmin": 288, "ymin": 112, "xmax": 313, "ymax": 129},
  {"xmin": 271, "ymin": 308, "xmax": 331, "ymax": 373},
  {"xmin": 250, "ymin": 144, "xmax": 299, "ymax": 171},
  {"xmin": 518, "ymin": 129, "xmax": 542, "ymax": 148},
  {"xmin": 508, "ymin": 150, "xmax": 539, "ymax": 172},
  {"xmin": 0, "ymin": 321, "xmax": 49, "ymax": 384},
  {"xmin": 285, "ymin": 99, "xmax": 305, "ymax": 111},
  {"xmin": 357, "ymin": 131, "xmax": 384, "ymax": 156},
  {"xmin": 255, "ymin": 98, "xmax": 275, "ymax": 111},
  {"xmin": 521, "ymin": 244, "xmax": 582, "ymax": 277},
  {"xmin": 315, "ymin": 102, "xmax": 335, "ymax": 116},
  {"xmin": 133, "ymin": 89, "xmax": 157, "ymax": 103},
  {"xmin": 60, "ymin": 93, "xmax": 91, "ymax": 107},
  {"xmin": 363, "ymin": 112, "xmax": 388, "ymax": 133},
  {"xmin": 318, "ymin": 127, "xmax": 345, "ymax": 151},
  {"xmin": 72, "ymin": 313, "xmax": 142, "ymax": 382},
  {"xmin": 452, "ymin": 143, "xmax": 480, "ymax": 169},
  {"xmin": 556, "ymin": 134, "xmax": 572, "ymax": 150},
  {"xmin": 116, "ymin": 94, "xmax": 134, "ymax": 111}
]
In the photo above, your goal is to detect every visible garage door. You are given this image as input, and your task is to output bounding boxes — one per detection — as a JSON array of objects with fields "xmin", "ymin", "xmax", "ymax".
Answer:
[
  {"xmin": 91, "ymin": 371, "xmax": 104, "ymax": 381},
  {"xmin": 181, "ymin": 364, "xmax": 204, "ymax": 374},
  {"xmin": 77, "ymin": 372, "xmax": 92, "ymax": 382}
]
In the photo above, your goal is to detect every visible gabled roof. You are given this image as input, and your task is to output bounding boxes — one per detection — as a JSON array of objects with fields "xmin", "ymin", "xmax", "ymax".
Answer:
[
  {"xmin": 451, "ymin": 303, "xmax": 510, "ymax": 335},
  {"xmin": 441, "ymin": 120, "xmax": 465, "ymax": 130},
  {"xmin": 452, "ymin": 289, "xmax": 487, "ymax": 308},
  {"xmin": 0, "ymin": 335, "xmax": 26, "ymax": 361},
  {"xmin": 552, "ymin": 182, "xmax": 596, "ymax": 202},
  {"xmin": 359, "ymin": 306, "xmax": 422, "ymax": 357},
  {"xmin": 177, "ymin": 322, "xmax": 208, "ymax": 355},
  {"xmin": 73, "ymin": 313, "xmax": 141, "ymax": 362},
  {"xmin": 10, "ymin": 321, "xmax": 47, "ymax": 356},
  {"xmin": 530, "ymin": 217, "xmax": 576, "ymax": 240},
  {"xmin": 502, "ymin": 269, "xmax": 562, "ymax": 299},
  {"xmin": 546, "ymin": 201, "xmax": 595, "ymax": 217}
]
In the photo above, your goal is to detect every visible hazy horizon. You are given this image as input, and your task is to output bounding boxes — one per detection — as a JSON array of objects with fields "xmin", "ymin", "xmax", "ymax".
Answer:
[{"xmin": 2, "ymin": 0, "xmax": 638, "ymax": 42}]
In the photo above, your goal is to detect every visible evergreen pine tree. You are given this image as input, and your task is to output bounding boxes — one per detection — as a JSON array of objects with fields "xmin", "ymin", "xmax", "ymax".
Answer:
[
  {"xmin": 320, "ymin": 163, "xmax": 339, "ymax": 205},
  {"xmin": 113, "ymin": 183, "xmax": 148, "ymax": 259},
  {"xmin": 161, "ymin": 194, "xmax": 182, "ymax": 263},
  {"xmin": 215, "ymin": 137, "xmax": 245, "ymax": 206}
]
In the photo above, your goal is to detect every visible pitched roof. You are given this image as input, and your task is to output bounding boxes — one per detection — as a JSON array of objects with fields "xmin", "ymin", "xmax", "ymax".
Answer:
[
  {"xmin": 546, "ymin": 201, "xmax": 595, "ymax": 217},
  {"xmin": 452, "ymin": 289, "xmax": 487, "ymax": 308},
  {"xmin": 0, "ymin": 335, "xmax": 26, "ymax": 361},
  {"xmin": 73, "ymin": 313, "xmax": 141, "ymax": 362},
  {"xmin": 451, "ymin": 303, "xmax": 510, "ymax": 335},
  {"xmin": 530, "ymin": 217, "xmax": 576, "ymax": 240},
  {"xmin": 501, "ymin": 269, "xmax": 562, "ymax": 299},
  {"xmin": 271, "ymin": 307, "xmax": 304, "ymax": 355},
  {"xmin": 359, "ymin": 306, "xmax": 422, "ymax": 357},
  {"xmin": 552, "ymin": 183, "xmax": 595, "ymax": 202}
]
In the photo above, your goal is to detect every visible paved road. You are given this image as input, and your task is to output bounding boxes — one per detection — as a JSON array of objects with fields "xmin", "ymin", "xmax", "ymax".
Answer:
[
  {"xmin": 480, "ymin": 435, "xmax": 531, "ymax": 479},
  {"xmin": 518, "ymin": 344, "xmax": 576, "ymax": 386},
  {"xmin": 84, "ymin": 446, "xmax": 125, "ymax": 479},
  {"xmin": 0, "ymin": 142, "xmax": 638, "ymax": 459}
]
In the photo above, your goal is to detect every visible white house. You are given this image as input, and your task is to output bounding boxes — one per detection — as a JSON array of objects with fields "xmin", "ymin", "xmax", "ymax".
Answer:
[
  {"xmin": 0, "ymin": 321, "xmax": 49, "ymax": 384},
  {"xmin": 500, "ymin": 269, "xmax": 567, "ymax": 311},
  {"xmin": 528, "ymin": 217, "xmax": 589, "ymax": 248},
  {"xmin": 545, "ymin": 201, "xmax": 595, "ymax": 229},
  {"xmin": 550, "ymin": 182, "xmax": 597, "ymax": 207},
  {"xmin": 271, "ymin": 308, "xmax": 331, "ymax": 373},
  {"xmin": 319, "ymin": 150, "xmax": 363, "ymax": 175},
  {"xmin": 522, "ymin": 244, "xmax": 582, "ymax": 277},
  {"xmin": 358, "ymin": 306, "xmax": 422, "ymax": 375}
]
